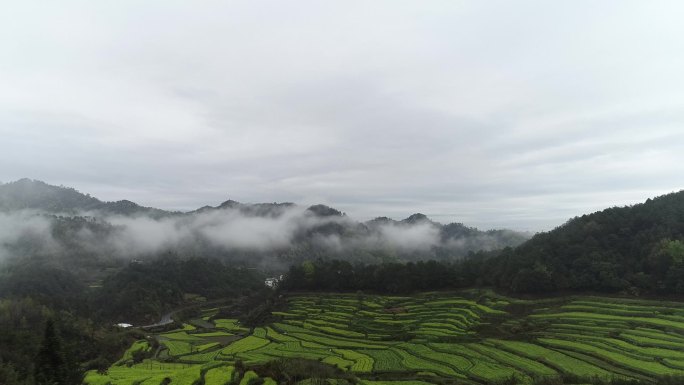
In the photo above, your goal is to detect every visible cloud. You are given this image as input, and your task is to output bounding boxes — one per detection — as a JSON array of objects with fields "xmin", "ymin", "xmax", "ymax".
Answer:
[
  {"xmin": 0, "ymin": 204, "xmax": 526, "ymax": 265},
  {"xmin": 181, "ymin": 209, "xmax": 303, "ymax": 251},
  {"xmin": 101, "ymin": 207, "xmax": 448, "ymax": 256},
  {"xmin": 0, "ymin": 211, "xmax": 59, "ymax": 260},
  {"xmin": 1, "ymin": 1, "xmax": 683, "ymax": 231},
  {"xmin": 375, "ymin": 222, "xmax": 441, "ymax": 252}
]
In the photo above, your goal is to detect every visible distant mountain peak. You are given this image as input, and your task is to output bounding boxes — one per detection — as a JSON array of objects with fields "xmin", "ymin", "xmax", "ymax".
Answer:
[
  {"xmin": 113, "ymin": 199, "xmax": 136, "ymax": 206},
  {"xmin": 306, "ymin": 204, "xmax": 343, "ymax": 217},
  {"xmin": 0, "ymin": 178, "xmax": 101, "ymax": 213},
  {"xmin": 218, "ymin": 199, "xmax": 241, "ymax": 209},
  {"xmin": 402, "ymin": 213, "xmax": 434, "ymax": 225},
  {"xmin": 368, "ymin": 216, "xmax": 395, "ymax": 224},
  {"xmin": 0, "ymin": 179, "xmax": 170, "ymax": 217}
]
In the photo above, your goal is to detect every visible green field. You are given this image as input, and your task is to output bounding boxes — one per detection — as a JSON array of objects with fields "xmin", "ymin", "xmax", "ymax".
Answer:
[{"xmin": 84, "ymin": 292, "xmax": 684, "ymax": 385}]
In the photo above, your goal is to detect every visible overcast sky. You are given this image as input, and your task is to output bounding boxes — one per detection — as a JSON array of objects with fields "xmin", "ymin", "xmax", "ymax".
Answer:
[{"xmin": 1, "ymin": 1, "xmax": 683, "ymax": 231}]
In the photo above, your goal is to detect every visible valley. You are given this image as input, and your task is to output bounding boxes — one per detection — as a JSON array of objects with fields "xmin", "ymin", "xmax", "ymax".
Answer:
[{"xmin": 2, "ymin": 181, "xmax": 684, "ymax": 385}]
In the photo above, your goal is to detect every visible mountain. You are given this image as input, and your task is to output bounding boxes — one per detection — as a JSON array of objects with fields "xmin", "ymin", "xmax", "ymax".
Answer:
[
  {"xmin": 489, "ymin": 190, "xmax": 684, "ymax": 294},
  {"xmin": 191, "ymin": 199, "xmax": 296, "ymax": 217},
  {"xmin": 401, "ymin": 213, "xmax": 433, "ymax": 225},
  {"xmin": 0, "ymin": 179, "xmax": 172, "ymax": 218},
  {"xmin": 0, "ymin": 179, "xmax": 101, "ymax": 212},
  {"xmin": 306, "ymin": 204, "xmax": 344, "ymax": 217},
  {"xmin": 0, "ymin": 179, "xmax": 531, "ymax": 270}
]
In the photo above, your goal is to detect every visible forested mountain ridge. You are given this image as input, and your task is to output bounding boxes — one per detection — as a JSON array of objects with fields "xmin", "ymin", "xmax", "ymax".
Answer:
[
  {"xmin": 4, "ymin": 179, "xmax": 682, "ymax": 298},
  {"xmin": 489, "ymin": 189, "xmax": 684, "ymax": 294},
  {"xmin": 0, "ymin": 179, "xmax": 531, "ymax": 269}
]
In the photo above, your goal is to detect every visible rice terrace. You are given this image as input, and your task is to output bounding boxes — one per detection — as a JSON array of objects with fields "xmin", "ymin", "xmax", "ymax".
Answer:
[{"xmin": 84, "ymin": 291, "xmax": 684, "ymax": 385}]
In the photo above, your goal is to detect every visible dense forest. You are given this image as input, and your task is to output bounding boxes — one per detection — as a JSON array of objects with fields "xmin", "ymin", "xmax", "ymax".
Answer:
[
  {"xmin": 95, "ymin": 257, "xmax": 265, "ymax": 323},
  {"xmin": 490, "ymin": 190, "xmax": 684, "ymax": 294},
  {"xmin": 281, "ymin": 258, "xmax": 483, "ymax": 293},
  {"xmin": 0, "ymin": 257, "xmax": 267, "ymax": 385}
]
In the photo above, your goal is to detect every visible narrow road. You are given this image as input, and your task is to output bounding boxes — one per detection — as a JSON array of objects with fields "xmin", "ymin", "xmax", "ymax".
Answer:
[
  {"xmin": 139, "ymin": 298, "xmax": 233, "ymax": 329},
  {"xmin": 140, "ymin": 310, "xmax": 175, "ymax": 329}
]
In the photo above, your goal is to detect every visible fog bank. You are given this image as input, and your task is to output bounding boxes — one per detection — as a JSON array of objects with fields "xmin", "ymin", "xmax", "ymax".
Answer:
[{"xmin": 0, "ymin": 203, "xmax": 530, "ymax": 268}]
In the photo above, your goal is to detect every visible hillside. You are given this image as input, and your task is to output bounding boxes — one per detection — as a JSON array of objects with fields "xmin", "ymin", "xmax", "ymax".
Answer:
[
  {"xmin": 0, "ymin": 178, "xmax": 172, "ymax": 218},
  {"xmin": 490, "ymin": 190, "xmax": 684, "ymax": 294},
  {"xmin": 85, "ymin": 291, "xmax": 684, "ymax": 385}
]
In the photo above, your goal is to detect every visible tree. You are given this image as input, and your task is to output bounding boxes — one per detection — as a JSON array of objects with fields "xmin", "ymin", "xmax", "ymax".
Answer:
[
  {"xmin": 511, "ymin": 267, "xmax": 556, "ymax": 293},
  {"xmin": 0, "ymin": 359, "xmax": 31, "ymax": 385},
  {"xmin": 34, "ymin": 319, "xmax": 68, "ymax": 385}
]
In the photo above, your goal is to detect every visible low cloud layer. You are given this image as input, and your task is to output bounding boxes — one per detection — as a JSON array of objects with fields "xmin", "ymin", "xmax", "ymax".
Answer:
[
  {"xmin": 105, "ymin": 208, "xmax": 318, "ymax": 255},
  {"xmin": 0, "ymin": 205, "xmax": 528, "ymax": 267},
  {"xmin": 0, "ymin": 211, "xmax": 59, "ymax": 260},
  {"xmin": 99, "ymin": 207, "xmax": 455, "ymax": 257}
]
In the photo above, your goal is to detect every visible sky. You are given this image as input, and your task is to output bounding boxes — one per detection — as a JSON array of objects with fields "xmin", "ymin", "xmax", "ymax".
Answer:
[{"xmin": 1, "ymin": 1, "xmax": 683, "ymax": 232}]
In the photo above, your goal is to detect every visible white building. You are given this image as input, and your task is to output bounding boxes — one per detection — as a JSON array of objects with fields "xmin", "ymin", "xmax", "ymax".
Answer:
[
  {"xmin": 115, "ymin": 323, "xmax": 133, "ymax": 328},
  {"xmin": 264, "ymin": 275, "xmax": 284, "ymax": 288}
]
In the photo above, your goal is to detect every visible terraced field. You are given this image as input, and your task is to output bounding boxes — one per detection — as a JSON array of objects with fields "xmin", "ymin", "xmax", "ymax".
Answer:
[
  {"xmin": 84, "ymin": 293, "xmax": 684, "ymax": 385},
  {"xmin": 522, "ymin": 297, "xmax": 684, "ymax": 381}
]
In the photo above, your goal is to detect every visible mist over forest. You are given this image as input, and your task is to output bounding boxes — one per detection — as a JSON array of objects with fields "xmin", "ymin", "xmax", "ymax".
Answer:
[{"xmin": 0, "ymin": 179, "xmax": 530, "ymax": 272}]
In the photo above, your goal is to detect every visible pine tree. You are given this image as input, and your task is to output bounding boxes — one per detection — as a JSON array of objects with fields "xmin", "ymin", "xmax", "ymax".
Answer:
[{"xmin": 34, "ymin": 319, "xmax": 68, "ymax": 385}]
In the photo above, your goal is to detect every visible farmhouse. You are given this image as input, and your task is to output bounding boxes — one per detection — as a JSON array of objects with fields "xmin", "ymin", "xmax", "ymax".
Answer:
[
  {"xmin": 115, "ymin": 323, "xmax": 133, "ymax": 328},
  {"xmin": 264, "ymin": 275, "xmax": 283, "ymax": 288}
]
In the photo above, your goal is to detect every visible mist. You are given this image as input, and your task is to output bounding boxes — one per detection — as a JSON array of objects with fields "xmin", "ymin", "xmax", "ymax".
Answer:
[
  {"xmin": 98, "ymin": 206, "xmax": 451, "ymax": 257},
  {"xmin": 0, "ymin": 203, "xmax": 529, "ymax": 267},
  {"xmin": 0, "ymin": 211, "xmax": 60, "ymax": 261}
]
